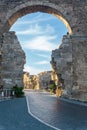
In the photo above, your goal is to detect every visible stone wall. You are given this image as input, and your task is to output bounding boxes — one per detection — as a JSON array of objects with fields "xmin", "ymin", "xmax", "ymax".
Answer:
[
  {"xmin": 29, "ymin": 75, "xmax": 38, "ymax": 89},
  {"xmin": 38, "ymin": 71, "xmax": 52, "ymax": 90},
  {"xmin": 23, "ymin": 72, "xmax": 39, "ymax": 90},
  {"xmin": 0, "ymin": 0, "xmax": 86, "ymax": 35},
  {"xmin": 23, "ymin": 72, "xmax": 30, "ymax": 89},
  {"xmin": 23, "ymin": 71, "xmax": 52, "ymax": 90},
  {"xmin": 0, "ymin": 49, "xmax": 3, "ymax": 91},
  {"xmin": 71, "ymin": 36, "xmax": 87, "ymax": 101},
  {"xmin": 51, "ymin": 35, "xmax": 87, "ymax": 101},
  {"xmin": 0, "ymin": 31, "xmax": 25, "ymax": 89},
  {"xmin": 51, "ymin": 68, "xmax": 58, "ymax": 86},
  {"xmin": 51, "ymin": 35, "xmax": 72, "ymax": 94}
]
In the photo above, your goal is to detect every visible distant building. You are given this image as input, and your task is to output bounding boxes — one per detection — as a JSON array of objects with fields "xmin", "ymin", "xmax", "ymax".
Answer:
[
  {"xmin": 23, "ymin": 73, "xmax": 39, "ymax": 90},
  {"xmin": 37, "ymin": 71, "xmax": 52, "ymax": 90},
  {"xmin": 23, "ymin": 71, "xmax": 53, "ymax": 90},
  {"xmin": 23, "ymin": 72, "xmax": 30, "ymax": 89},
  {"xmin": 28, "ymin": 75, "xmax": 38, "ymax": 89}
]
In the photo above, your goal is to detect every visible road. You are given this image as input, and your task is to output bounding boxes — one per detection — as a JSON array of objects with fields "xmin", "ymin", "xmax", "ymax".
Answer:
[
  {"xmin": 0, "ymin": 97, "xmax": 54, "ymax": 130},
  {"xmin": 26, "ymin": 90, "xmax": 87, "ymax": 130}
]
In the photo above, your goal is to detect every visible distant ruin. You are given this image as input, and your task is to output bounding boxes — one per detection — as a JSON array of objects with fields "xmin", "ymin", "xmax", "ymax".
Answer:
[{"xmin": 23, "ymin": 71, "xmax": 52, "ymax": 90}]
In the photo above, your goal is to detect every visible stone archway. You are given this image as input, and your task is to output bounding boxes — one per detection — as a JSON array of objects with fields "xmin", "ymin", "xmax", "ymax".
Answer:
[
  {"xmin": 0, "ymin": 0, "xmax": 86, "ymax": 36},
  {"xmin": 0, "ymin": 0, "xmax": 87, "ymax": 101},
  {"xmin": 0, "ymin": 2, "xmax": 73, "ymax": 35}
]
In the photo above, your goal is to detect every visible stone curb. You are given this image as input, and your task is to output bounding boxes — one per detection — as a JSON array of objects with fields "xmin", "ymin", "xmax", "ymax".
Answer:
[{"xmin": 59, "ymin": 97, "xmax": 87, "ymax": 107}]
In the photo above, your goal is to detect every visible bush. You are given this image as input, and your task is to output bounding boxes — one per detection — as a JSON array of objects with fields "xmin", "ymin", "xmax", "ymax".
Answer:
[
  {"xmin": 13, "ymin": 84, "xmax": 24, "ymax": 97},
  {"xmin": 50, "ymin": 80, "xmax": 56, "ymax": 93}
]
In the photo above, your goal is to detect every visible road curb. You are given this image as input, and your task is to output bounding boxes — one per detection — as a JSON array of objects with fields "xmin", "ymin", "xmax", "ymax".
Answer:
[{"xmin": 59, "ymin": 97, "xmax": 87, "ymax": 107}]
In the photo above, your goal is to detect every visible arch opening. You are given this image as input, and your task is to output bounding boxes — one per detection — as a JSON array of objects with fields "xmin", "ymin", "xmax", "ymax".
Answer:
[
  {"xmin": 10, "ymin": 11, "xmax": 68, "ymax": 94},
  {"xmin": 0, "ymin": 3, "xmax": 72, "ymax": 96}
]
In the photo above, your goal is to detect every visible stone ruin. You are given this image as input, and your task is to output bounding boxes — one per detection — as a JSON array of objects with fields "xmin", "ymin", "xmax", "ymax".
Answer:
[
  {"xmin": 51, "ymin": 34, "xmax": 87, "ymax": 101},
  {"xmin": 0, "ymin": 0, "xmax": 87, "ymax": 101},
  {"xmin": 0, "ymin": 31, "xmax": 25, "ymax": 90}
]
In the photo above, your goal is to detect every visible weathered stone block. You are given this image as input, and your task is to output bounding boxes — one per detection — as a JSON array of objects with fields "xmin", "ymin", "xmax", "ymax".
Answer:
[
  {"xmin": 51, "ymin": 35, "xmax": 87, "ymax": 101},
  {"xmin": 0, "ymin": 31, "xmax": 25, "ymax": 89}
]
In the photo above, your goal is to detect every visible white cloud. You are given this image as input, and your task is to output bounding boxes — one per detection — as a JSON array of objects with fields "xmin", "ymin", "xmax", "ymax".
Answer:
[
  {"xmin": 15, "ymin": 14, "xmax": 54, "ymax": 25},
  {"xmin": 35, "ymin": 60, "xmax": 49, "ymax": 65},
  {"xmin": 23, "ymin": 65, "xmax": 45, "ymax": 75},
  {"xmin": 16, "ymin": 24, "xmax": 55, "ymax": 35},
  {"xmin": 21, "ymin": 35, "xmax": 59, "ymax": 52},
  {"xmin": 16, "ymin": 24, "xmax": 41, "ymax": 35},
  {"xmin": 36, "ymin": 54, "xmax": 50, "ymax": 59},
  {"xmin": 45, "ymin": 24, "xmax": 55, "ymax": 34}
]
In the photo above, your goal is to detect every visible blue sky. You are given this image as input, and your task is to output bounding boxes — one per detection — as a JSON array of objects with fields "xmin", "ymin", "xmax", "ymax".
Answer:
[{"xmin": 10, "ymin": 12, "xmax": 68, "ymax": 75}]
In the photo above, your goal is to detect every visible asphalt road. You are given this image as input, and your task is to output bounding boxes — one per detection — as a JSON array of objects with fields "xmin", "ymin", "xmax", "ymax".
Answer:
[
  {"xmin": 26, "ymin": 90, "xmax": 87, "ymax": 130},
  {"xmin": 0, "ymin": 98, "xmax": 54, "ymax": 130}
]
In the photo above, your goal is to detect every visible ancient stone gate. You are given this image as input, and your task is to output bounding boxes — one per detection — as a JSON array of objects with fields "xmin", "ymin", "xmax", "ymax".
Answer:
[{"xmin": 0, "ymin": 0, "xmax": 87, "ymax": 101}]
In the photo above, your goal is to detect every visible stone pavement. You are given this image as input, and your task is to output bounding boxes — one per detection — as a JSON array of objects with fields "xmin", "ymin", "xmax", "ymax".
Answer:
[{"xmin": 0, "ymin": 98, "xmax": 54, "ymax": 130}]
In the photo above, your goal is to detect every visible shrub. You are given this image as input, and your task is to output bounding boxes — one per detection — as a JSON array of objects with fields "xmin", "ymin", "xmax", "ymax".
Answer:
[
  {"xmin": 50, "ymin": 80, "xmax": 56, "ymax": 93},
  {"xmin": 13, "ymin": 84, "xmax": 24, "ymax": 97}
]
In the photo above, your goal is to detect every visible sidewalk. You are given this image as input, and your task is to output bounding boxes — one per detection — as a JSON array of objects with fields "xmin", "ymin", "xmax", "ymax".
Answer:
[
  {"xmin": 59, "ymin": 96, "xmax": 87, "ymax": 107},
  {"xmin": 0, "ymin": 96, "xmax": 11, "ymax": 101},
  {"xmin": 0, "ymin": 97, "xmax": 54, "ymax": 130}
]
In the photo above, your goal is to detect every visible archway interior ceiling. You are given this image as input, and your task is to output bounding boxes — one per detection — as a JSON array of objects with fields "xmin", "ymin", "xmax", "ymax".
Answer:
[{"xmin": 7, "ymin": 5, "xmax": 72, "ymax": 35}]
